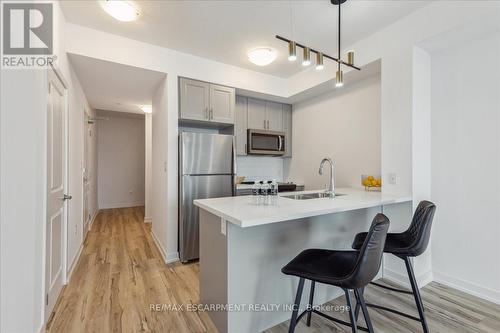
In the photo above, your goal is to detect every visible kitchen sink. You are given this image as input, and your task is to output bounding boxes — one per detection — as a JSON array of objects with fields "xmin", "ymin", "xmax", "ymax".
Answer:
[{"xmin": 282, "ymin": 192, "xmax": 346, "ymax": 200}]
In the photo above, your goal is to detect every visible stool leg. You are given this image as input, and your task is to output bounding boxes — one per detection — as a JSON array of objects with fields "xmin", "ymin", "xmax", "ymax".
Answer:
[
  {"xmin": 404, "ymin": 257, "xmax": 429, "ymax": 333},
  {"xmin": 354, "ymin": 286, "xmax": 364, "ymax": 321},
  {"xmin": 306, "ymin": 280, "xmax": 315, "ymax": 327},
  {"xmin": 344, "ymin": 289, "xmax": 358, "ymax": 333},
  {"xmin": 355, "ymin": 289, "xmax": 374, "ymax": 333},
  {"xmin": 288, "ymin": 278, "xmax": 305, "ymax": 333}
]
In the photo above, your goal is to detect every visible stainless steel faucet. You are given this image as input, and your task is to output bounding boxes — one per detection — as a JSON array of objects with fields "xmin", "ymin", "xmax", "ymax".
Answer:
[{"xmin": 319, "ymin": 157, "xmax": 335, "ymax": 197}]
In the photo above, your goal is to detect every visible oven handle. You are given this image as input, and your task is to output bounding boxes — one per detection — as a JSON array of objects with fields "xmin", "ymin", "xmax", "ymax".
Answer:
[{"xmin": 278, "ymin": 135, "xmax": 283, "ymax": 151}]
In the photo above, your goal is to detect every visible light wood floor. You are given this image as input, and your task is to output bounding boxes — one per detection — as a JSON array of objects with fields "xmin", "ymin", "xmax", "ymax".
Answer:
[{"xmin": 47, "ymin": 207, "xmax": 500, "ymax": 333}]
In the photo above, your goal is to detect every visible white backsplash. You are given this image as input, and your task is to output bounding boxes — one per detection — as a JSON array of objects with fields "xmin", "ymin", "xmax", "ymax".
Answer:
[{"xmin": 236, "ymin": 156, "xmax": 284, "ymax": 182}]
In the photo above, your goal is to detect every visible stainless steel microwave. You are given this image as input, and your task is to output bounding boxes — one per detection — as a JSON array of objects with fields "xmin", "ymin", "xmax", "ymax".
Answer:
[{"xmin": 247, "ymin": 129, "xmax": 285, "ymax": 155}]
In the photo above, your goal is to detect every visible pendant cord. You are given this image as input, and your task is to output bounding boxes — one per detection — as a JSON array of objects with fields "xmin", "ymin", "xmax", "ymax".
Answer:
[{"xmin": 338, "ymin": 1, "xmax": 341, "ymax": 71}]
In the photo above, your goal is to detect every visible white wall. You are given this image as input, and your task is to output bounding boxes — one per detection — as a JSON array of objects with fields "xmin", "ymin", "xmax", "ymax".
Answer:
[
  {"xmin": 236, "ymin": 156, "xmax": 284, "ymax": 182},
  {"xmin": 284, "ymin": 75, "xmax": 381, "ymax": 190},
  {"xmin": 97, "ymin": 111, "xmax": 145, "ymax": 209},
  {"xmin": 144, "ymin": 113, "xmax": 152, "ymax": 222},
  {"xmin": 151, "ymin": 78, "xmax": 170, "ymax": 261},
  {"xmin": 430, "ymin": 32, "xmax": 500, "ymax": 303}
]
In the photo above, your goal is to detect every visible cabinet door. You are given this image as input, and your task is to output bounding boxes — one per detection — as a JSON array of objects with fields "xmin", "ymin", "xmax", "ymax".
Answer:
[
  {"xmin": 179, "ymin": 78, "xmax": 209, "ymax": 121},
  {"xmin": 247, "ymin": 98, "xmax": 267, "ymax": 130},
  {"xmin": 282, "ymin": 104, "xmax": 292, "ymax": 157},
  {"xmin": 266, "ymin": 101, "xmax": 283, "ymax": 132},
  {"xmin": 234, "ymin": 96, "xmax": 248, "ymax": 155},
  {"xmin": 209, "ymin": 84, "xmax": 235, "ymax": 124}
]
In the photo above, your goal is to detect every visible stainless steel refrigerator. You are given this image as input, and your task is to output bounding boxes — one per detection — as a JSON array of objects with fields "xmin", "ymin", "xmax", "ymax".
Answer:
[{"xmin": 179, "ymin": 132, "xmax": 235, "ymax": 262}]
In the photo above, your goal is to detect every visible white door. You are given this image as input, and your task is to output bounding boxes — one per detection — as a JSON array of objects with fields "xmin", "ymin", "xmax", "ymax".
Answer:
[{"xmin": 45, "ymin": 69, "xmax": 68, "ymax": 320}]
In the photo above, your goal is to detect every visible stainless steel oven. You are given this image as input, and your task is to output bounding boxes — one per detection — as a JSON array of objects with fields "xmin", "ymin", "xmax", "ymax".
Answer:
[{"xmin": 247, "ymin": 129, "xmax": 285, "ymax": 155}]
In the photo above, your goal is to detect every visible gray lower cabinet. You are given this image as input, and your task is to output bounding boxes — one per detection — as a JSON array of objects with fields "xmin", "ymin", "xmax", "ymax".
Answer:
[
  {"xmin": 234, "ymin": 96, "xmax": 248, "ymax": 155},
  {"xmin": 180, "ymin": 78, "xmax": 235, "ymax": 124},
  {"xmin": 282, "ymin": 104, "xmax": 292, "ymax": 157}
]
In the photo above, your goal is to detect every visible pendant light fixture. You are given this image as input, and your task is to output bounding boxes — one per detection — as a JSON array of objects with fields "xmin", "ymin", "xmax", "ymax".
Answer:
[{"xmin": 276, "ymin": 0, "xmax": 360, "ymax": 87}]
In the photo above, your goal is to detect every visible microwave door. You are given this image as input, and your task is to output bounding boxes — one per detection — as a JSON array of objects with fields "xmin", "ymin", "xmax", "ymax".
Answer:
[{"xmin": 248, "ymin": 130, "xmax": 285, "ymax": 155}]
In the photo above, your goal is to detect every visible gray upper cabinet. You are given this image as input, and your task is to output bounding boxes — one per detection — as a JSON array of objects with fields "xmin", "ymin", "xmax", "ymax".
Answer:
[
  {"xmin": 180, "ymin": 78, "xmax": 209, "ymax": 121},
  {"xmin": 282, "ymin": 104, "xmax": 292, "ymax": 157},
  {"xmin": 266, "ymin": 101, "xmax": 283, "ymax": 132},
  {"xmin": 247, "ymin": 98, "xmax": 267, "ymax": 130},
  {"xmin": 210, "ymin": 84, "xmax": 235, "ymax": 124},
  {"xmin": 179, "ymin": 78, "xmax": 235, "ymax": 124},
  {"xmin": 234, "ymin": 96, "xmax": 248, "ymax": 155}
]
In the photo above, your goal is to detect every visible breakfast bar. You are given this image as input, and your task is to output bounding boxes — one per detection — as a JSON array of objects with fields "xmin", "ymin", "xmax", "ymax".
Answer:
[{"xmin": 194, "ymin": 188, "xmax": 412, "ymax": 333}]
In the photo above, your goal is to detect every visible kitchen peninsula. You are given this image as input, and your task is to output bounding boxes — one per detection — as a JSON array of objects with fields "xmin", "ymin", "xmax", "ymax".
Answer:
[{"xmin": 194, "ymin": 188, "xmax": 412, "ymax": 333}]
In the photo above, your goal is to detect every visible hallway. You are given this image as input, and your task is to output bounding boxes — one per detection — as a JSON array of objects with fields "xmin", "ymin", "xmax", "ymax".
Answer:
[{"xmin": 46, "ymin": 207, "xmax": 216, "ymax": 333}]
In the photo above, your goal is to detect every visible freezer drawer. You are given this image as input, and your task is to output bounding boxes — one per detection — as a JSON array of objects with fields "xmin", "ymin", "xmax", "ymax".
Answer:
[{"xmin": 179, "ymin": 175, "xmax": 233, "ymax": 262}]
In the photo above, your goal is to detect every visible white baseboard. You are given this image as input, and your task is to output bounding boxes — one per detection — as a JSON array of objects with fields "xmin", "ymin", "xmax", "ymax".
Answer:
[
  {"xmin": 383, "ymin": 267, "xmax": 433, "ymax": 289},
  {"xmin": 433, "ymin": 271, "xmax": 500, "ymax": 305},
  {"xmin": 144, "ymin": 216, "xmax": 152, "ymax": 223},
  {"xmin": 166, "ymin": 252, "xmax": 179, "ymax": 264},
  {"xmin": 67, "ymin": 242, "xmax": 84, "ymax": 282},
  {"xmin": 88, "ymin": 209, "xmax": 99, "ymax": 230},
  {"xmin": 99, "ymin": 202, "xmax": 145, "ymax": 209},
  {"xmin": 150, "ymin": 229, "xmax": 168, "ymax": 262}
]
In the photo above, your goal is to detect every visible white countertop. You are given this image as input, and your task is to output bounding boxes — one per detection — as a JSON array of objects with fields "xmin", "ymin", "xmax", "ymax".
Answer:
[{"xmin": 194, "ymin": 188, "xmax": 412, "ymax": 228}]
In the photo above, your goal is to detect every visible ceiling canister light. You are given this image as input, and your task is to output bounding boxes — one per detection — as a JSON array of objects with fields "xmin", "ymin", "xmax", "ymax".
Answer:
[
  {"xmin": 288, "ymin": 41, "xmax": 297, "ymax": 62},
  {"xmin": 302, "ymin": 47, "xmax": 311, "ymax": 66},
  {"xmin": 315, "ymin": 52, "xmax": 324, "ymax": 70}
]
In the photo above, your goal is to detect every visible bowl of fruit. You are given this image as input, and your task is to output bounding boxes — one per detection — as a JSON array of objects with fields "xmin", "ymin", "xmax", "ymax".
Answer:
[{"xmin": 361, "ymin": 175, "xmax": 382, "ymax": 191}]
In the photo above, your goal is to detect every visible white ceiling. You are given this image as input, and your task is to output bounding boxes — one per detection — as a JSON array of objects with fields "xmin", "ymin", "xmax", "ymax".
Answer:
[
  {"xmin": 68, "ymin": 53, "xmax": 166, "ymax": 114},
  {"xmin": 60, "ymin": 0, "xmax": 430, "ymax": 78}
]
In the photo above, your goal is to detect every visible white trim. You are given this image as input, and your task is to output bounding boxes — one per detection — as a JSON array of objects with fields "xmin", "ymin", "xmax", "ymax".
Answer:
[
  {"xmin": 99, "ymin": 202, "xmax": 145, "ymax": 209},
  {"xmin": 67, "ymin": 242, "xmax": 84, "ymax": 281},
  {"xmin": 150, "ymin": 229, "xmax": 168, "ymax": 263},
  {"xmin": 144, "ymin": 217, "xmax": 152, "ymax": 223},
  {"xmin": 383, "ymin": 267, "xmax": 433, "ymax": 289},
  {"xmin": 433, "ymin": 272, "xmax": 500, "ymax": 305},
  {"xmin": 166, "ymin": 252, "xmax": 180, "ymax": 264},
  {"xmin": 89, "ymin": 209, "xmax": 99, "ymax": 230}
]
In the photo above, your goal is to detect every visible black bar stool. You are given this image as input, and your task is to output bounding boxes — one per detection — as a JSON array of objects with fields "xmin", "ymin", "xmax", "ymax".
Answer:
[
  {"xmin": 282, "ymin": 214, "xmax": 390, "ymax": 333},
  {"xmin": 352, "ymin": 200, "xmax": 436, "ymax": 333}
]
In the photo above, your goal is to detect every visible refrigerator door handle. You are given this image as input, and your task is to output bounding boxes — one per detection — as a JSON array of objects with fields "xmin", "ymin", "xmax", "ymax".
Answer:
[{"xmin": 232, "ymin": 136, "xmax": 237, "ymax": 196}]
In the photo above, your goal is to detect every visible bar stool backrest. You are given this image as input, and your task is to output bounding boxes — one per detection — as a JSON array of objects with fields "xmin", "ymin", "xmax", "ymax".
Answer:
[
  {"xmin": 404, "ymin": 201, "xmax": 436, "ymax": 257},
  {"xmin": 348, "ymin": 213, "xmax": 390, "ymax": 289}
]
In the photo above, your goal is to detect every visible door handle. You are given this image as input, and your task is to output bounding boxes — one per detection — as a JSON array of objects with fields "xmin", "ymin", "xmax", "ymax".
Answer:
[{"xmin": 59, "ymin": 194, "xmax": 72, "ymax": 201}]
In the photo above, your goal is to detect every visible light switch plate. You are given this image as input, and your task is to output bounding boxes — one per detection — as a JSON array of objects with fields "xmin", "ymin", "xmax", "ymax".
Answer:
[
  {"xmin": 388, "ymin": 173, "xmax": 397, "ymax": 185},
  {"xmin": 220, "ymin": 218, "xmax": 227, "ymax": 235}
]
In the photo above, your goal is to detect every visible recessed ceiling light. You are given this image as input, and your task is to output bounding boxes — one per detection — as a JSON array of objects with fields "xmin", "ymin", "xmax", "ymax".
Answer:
[
  {"xmin": 248, "ymin": 48, "xmax": 277, "ymax": 67},
  {"xmin": 102, "ymin": 0, "xmax": 140, "ymax": 22},
  {"xmin": 140, "ymin": 105, "xmax": 152, "ymax": 113}
]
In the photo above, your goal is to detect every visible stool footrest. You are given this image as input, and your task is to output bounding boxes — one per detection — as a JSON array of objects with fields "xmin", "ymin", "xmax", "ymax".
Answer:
[
  {"xmin": 371, "ymin": 281, "xmax": 413, "ymax": 295},
  {"xmin": 294, "ymin": 309, "xmax": 369, "ymax": 332},
  {"xmin": 365, "ymin": 303, "xmax": 421, "ymax": 322}
]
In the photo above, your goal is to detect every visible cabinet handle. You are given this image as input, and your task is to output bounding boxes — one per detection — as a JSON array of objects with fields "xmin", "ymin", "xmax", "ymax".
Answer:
[
  {"xmin": 210, "ymin": 108, "xmax": 213, "ymax": 120},
  {"xmin": 267, "ymin": 120, "xmax": 270, "ymax": 130},
  {"xmin": 205, "ymin": 107, "xmax": 208, "ymax": 120}
]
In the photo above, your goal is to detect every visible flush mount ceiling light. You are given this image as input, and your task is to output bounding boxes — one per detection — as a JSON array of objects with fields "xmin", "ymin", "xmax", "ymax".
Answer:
[
  {"xmin": 277, "ymin": 0, "xmax": 360, "ymax": 86},
  {"xmin": 248, "ymin": 48, "xmax": 277, "ymax": 66},
  {"xmin": 140, "ymin": 105, "xmax": 152, "ymax": 113},
  {"xmin": 102, "ymin": 0, "xmax": 140, "ymax": 22}
]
